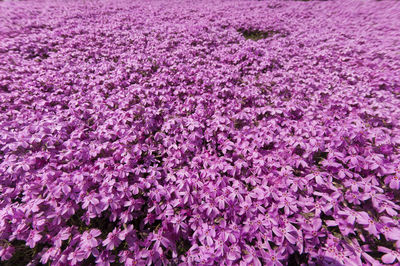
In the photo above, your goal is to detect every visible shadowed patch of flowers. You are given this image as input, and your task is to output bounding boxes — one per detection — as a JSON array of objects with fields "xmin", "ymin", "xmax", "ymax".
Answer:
[
  {"xmin": 237, "ymin": 28, "xmax": 284, "ymax": 41},
  {"xmin": 0, "ymin": 0, "xmax": 400, "ymax": 265}
]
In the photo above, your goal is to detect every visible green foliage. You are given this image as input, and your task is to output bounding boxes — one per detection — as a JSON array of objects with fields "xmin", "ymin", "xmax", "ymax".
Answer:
[{"xmin": 238, "ymin": 29, "xmax": 281, "ymax": 41}]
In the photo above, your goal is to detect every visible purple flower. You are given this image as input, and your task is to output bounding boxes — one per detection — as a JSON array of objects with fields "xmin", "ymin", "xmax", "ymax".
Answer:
[
  {"xmin": 103, "ymin": 228, "xmax": 122, "ymax": 250},
  {"xmin": 272, "ymin": 224, "xmax": 298, "ymax": 245},
  {"xmin": 95, "ymin": 250, "xmax": 116, "ymax": 265},
  {"xmin": 241, "ymin": 245, "xmax": 262, "ymax": 266},
  {"xmin": 171, "ymin": 214, "xmax": 188, "ymax": 234},
  {"xmin": 195, "ymin": 224, "xmax": 216, "ymax": 246},
  {"xmin": 385, "ymin": 175, "xmax": 400, "ymax": 190},
  {"xmin": 54, "ymin": 227, "xmax": 71, "ymax": 248},
  {"xmin": 380, "ymin": 224, "xmax": 400, "ymax": 244},
  {"xmin": 81, "ymin": 229, "xmax": 101, "ymax": 248},
  {"xmin": 226, "ymin": 243, "xmax": 241, "ymax": 262},
  {"xmin": 141, "ymin": 248, "xmax": 163, "ymax": 266},
  {"xmin": 151, "ymin": 230, "xmax": 171, "ymax": 250},
  {"xmin": 2, "ymin": 0, "xmax": 400, "ymax": 265},
  {"xmin": 26, "ymin": 230, "xmax": 42, "ymax": 248},
  {"xmin": 262, "ymin": 243, "xmax": 285, "ymax": 266},
  {"xmin": 67, "ymin": 248, "xmax": 86, "ymax": 265},
  {"xmin": 0, "ymin": 245, "xmax": 14, "ymax": 261},
  {"xmin": 357, "ymin": 212, "xmax": 380, "ymax": 237},
  {"xmin": 378, "ymin": 246, "xmax": 400, "ymax": 264}
]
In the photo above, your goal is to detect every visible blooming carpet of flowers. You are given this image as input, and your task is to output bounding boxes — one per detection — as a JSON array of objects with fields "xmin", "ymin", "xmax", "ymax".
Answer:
[{"xmin": 1, "ymin": 0, "xmax": 400, "ymax": 265}]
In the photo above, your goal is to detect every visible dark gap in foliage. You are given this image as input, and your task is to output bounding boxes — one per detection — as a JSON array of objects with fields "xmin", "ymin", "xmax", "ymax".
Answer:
[
  {"xmin": 5, "ymin": 240, "xmax": 50, "ymax": 266},
  {"xmin": 260, "ymin": 142, "xmax": 275, "ymax": 151},
  {"xmin": 25, "ymin": 47, "xmax": 50, "ymax": 60},
  {"xmin": 215, "ymin": 142, "xmax": 225, "ymax": 157},
  {"xmin": 0, "ymin": 84, "xmax": 10, "ymax": 93},
  {"xmin": 278, "ymin": 88, "xmax": 292, "ymax": 101},
  {"xmin": 234, "ymin": 119, "xmax": 246, "ymax": 130},
  {"xmin": 258, "ymin": 86, "xmax": 272, "ymax": 96},
  {"xmin": 81, "ymin": 255, "xmax": 96, "ymax": 265},
  {"xmin": 359, "ymin": 112, "xmax": 393, "ymax": 129},
  {"xmin": 5, "ymin": 241, "xmax": 34, "ymax": 266},
  {"xmin": 289, "ymin": 109, "xmax": 303, "ymax": 121},
  {"xmin": 131, "ymin": 212, "xmax": 148, "ymax": 240},
  {"xmin": 312, "ymin": 150, "xmax": 328, "ymax": 166},
  {"xmin": 287, "ymin": 251, "xmax": 309, "ymax": 265},
  {"xmin": 245, "ymin": 183, "xmax": 255, "ymax": 191},
  {"xmin": 237, "ymin": 28, "xmax": 282, "ymax": 41},
  {"xmin": 40, "ymin": 83, "xmax": 54, "ymax": 93},
  {"xmin": 66, "ymin": 208, "xmax": 86, "ymax": 232},
  {"xmin": 261, "ymin": 60, "xmax": 284, "ymax": 73},
  {"xmin": 11, "ymin": 192, "xmax": 23, "ymax": 204},
  {"xmin": 267, "ymin": 3, "xmax": 283, "ymax": 9},
  {"xmin": 176, "ymin": 238, "xmax": 191, "ymax": 256},
  {"xmin": 90, "ymin": 148, "xmax": 115, "ymax": 163},
  {"xmin": 268, "ymin": 241, "xmax": 278, "ymax": 249},
  {"xmin": 294, "ymin": 145, "xmax": 305, "ymax": 156},
  {"xmin": 320, "ymin": 212, "xmax": 333, "ymax": 221},
  {"xmin": 293, "ymin": 169, "xmax": 303, "ymax": 177},
  {"xmin": 60, "ymin": 238, "xmax": 70, "ymax": 252},
  {"xmin": 89, "ymin": 212, "xmax": 120, "ymax": 238}
]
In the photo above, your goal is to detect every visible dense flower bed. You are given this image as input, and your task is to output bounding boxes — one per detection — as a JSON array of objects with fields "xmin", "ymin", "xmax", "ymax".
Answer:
[{"xmin": 1, "ymin": 0, "xmax": 400, "ymax": 265}]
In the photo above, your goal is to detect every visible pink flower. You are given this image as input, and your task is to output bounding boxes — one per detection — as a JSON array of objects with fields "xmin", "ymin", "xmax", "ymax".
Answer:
[
  {"xmin": 357, "ymin": 212, "xmax": 380, "ymax": 237},
  {"xmin": 380, "ymin": 225, "xmax": 400, "ymax": 244},
  {"xmin": 103, "ymin": 228, "xmax": 122, "ymax": 250},
  {"xmin": 54, "ymin": 227, "xmax": 71, "ymax": 248},
  {"xmin": 377, "ymin": 200, "xmax": 400, "ymax": 216},
  {"xmin": 378, "ymin": 246, "xmax": 400, "ymax": 264},
  {"xmin": 195, "ymin": 224, "xmax": 216, "ymax": 246},
  {"xmin": 67, "ymin": 248, "xmax": 86, "ymax": 265},
  {"xmin": 262, "ymin": 242, "xmax": 285, "ymax": 266},
  {"xmin": 276, "ymin": 195, "xmax": 298, "ymax": 216},
  {"xmin": 385, "ymin": 175, "xmax": 400, "ymax": 190},
  {"xmin": 26, "ymin": 230, "xmax": 42, "ymax": 248},
  {"xmin": 95, "ymin": 250, "xmax": 115, "ymax": 265},
  {"xmin": 82, "ymin": 194, "xmax": 100, "ymax": 209},
  {"xmin": 151, "ymin": 230, "xmax": 171, "ymax": 250},
  {"xmin": 170, "ymin": 214, "xmax": 188, "ymax": 234},
  {"xmin": 0, "ymin": 245, "xmax": 14, "ymax": 261},
  {"xmin": 241, "ymin": 245, "xmax": 262, "ymax": 266},
  {"xmin": 272, "ymin": 224, "xmax": 298, "ymax": 245},
  {"xmin": 226, "ymin": 244, "xmax": 241, "ymax": 261},
  {"xmin": 81, "ymin": 229, "xmax": 101, "ymax": 248}
]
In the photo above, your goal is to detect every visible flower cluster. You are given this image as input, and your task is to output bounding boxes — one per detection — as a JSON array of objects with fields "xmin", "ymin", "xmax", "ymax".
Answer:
[{"xmin": 1, "ymin": 0, "xmax": 400, "ymax": 265}]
